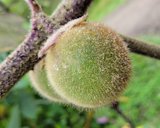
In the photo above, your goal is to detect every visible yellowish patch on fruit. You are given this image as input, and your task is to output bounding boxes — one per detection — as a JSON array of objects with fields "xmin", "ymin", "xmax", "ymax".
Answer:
[
  {"xmin": 29, "ymin": 59, "xmax": 67, "ymax": 103},
  {"xmin": 45, "ymin": 22, "xmax": 131, "ymax": 108}
]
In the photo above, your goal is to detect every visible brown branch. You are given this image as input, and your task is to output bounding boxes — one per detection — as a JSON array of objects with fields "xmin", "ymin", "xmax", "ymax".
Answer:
[
  {"xmin": 51, "ymin": 0, "xmax": 92, "ymax": 25},
  {"xmin": 25, "ymin": 0, "xmax": 42, "ymax": 15},
  {"xmin": 111, "ymin": 102, "xmax": 135, "ymax": 128},
  {"xmin": 0, "ymin": 0, "xmax": 92, "ymax": 98},
  {"xmin": 121, "ymin": 35, "xmax": 160, "ymax": 59}
]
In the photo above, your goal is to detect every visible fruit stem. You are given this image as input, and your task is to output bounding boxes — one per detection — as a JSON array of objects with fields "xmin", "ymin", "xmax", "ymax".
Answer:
[
  {"xmin": 38, "ymin": 14, "xmax": 88, "ymax": 58},
  {"xmin": 84, "ymin": 111, "xmax": 94, "ymax": 128}
]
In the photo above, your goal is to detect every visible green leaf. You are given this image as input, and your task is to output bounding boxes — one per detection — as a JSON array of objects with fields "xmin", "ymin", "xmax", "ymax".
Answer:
[
  {"xmin": 7, "ymin": 105, "xmax": 21, "ymax": 128},
  {"xmin": 13, "ymin": 75, "xmax": 30, "ymax": 90},
  {"xmin": 19, "ymin": 91, "xmax": 38, "ymax": 119}
]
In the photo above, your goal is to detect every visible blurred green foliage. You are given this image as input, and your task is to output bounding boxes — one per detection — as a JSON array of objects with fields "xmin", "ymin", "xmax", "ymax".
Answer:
[
  {"xmin": 0, "ymin": 0, "xmax": 160, "ymax": 128},
  {"xmin": 1, "ymin": 0, "xmax": 60, "ymax": 18},
  {"xmin": 0, "ymin": 13, "xmax": 26, "ymax": 53},
  {"xmin": 88, "ymin": 0, "xmax": 125, "ymax": 21}
]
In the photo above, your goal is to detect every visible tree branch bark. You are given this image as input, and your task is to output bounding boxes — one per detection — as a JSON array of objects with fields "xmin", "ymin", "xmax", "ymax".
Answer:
[
  {"xmin": 0, "ymin": 0, "xmax": 92, "ymax": 98},
  {"xmin": 121, "ymin": 35, "xmax": 160, "ymax": 59}
]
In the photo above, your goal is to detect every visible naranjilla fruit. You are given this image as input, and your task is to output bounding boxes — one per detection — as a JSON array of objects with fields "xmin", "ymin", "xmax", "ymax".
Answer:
[
  {"xmin": 45, "ymin": 22, "xmax": 131, "ymax": 108},
  {"xmin": 29, "ymin": 59, "xmax": 67, "ymax": 103}
]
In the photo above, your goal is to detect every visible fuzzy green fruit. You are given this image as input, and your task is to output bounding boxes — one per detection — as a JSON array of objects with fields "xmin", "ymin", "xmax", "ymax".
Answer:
[
  {"xmin": 45, "ymin": 22, "xmax": 131, "ymax": 108},
  {"xmin": 29, "ymin": 59, "xmax": 67, "ymax": 103}
]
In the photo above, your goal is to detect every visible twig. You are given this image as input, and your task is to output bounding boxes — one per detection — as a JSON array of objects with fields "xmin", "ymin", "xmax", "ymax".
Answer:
[
  {"xmin": 83, "ymin": 111, "xmax": 94, "ymax": 128},
  {"xmin": 111, "ymin": 102, "xmax": 135, "ymax": 128},
  {"xmin": 121, "ymin": 35, "xmax": 160, "ymax": 59},
  {"xmin": 0, "ymin": 1, "xmax": 10, "ymax": 12},
  {"xmin": 0, "ymin": 0, "xmax": 92, "ymax": 98},
  {"xmin": 25, "ymin": 0, "xmax": 42, "ymax": 15}
]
